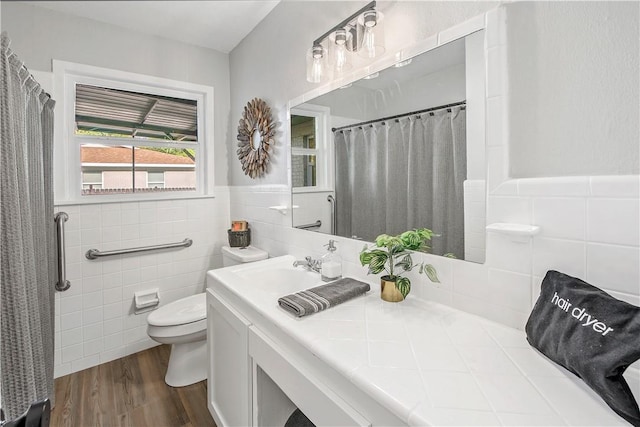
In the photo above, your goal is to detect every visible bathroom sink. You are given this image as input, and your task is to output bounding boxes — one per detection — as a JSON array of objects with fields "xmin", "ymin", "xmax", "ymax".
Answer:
[{"xmin": 207, "ymin": 255, "xmax": 324, "ymax": 303}]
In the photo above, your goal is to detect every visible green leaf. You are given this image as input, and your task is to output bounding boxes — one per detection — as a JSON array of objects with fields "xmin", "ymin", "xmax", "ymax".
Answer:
[
  {"xmin": 443, "ymin": 252, "xmax": 457, "ymax": 259},
  {"xmin": 359, "ymin": 251, "xmax": 373, "ymax": 266},
  {"xmin": 416, "ymin": 228, "xmax": 435, "ymax": 240},
  {"xmin": 368, "ymin": 253, "xmax": 388, "ymax": 274},
  {"xmin": 375, "ymin": 234, "xmax": 393, "ymax": 247},
  {"xmin": 390, "ymin": 244, "xmax": 407, "ymax": 256},
  {"xmin": 396, "ymin": 276, "xmax": 411, "ymax": 298},
  {"xmin": 400, "ymin": 230, "xmax": 422, "ymax": 250},
  {"xmin": 423, "ymin": 264, "xmax": 440, "ymax": 283},
  {"xmin": 394, "ymin": 253, "xmax": 413, "ymax": 271},
  {"xmin": 360, "ymin": 249, "xmax": 389, "ymax": 266}
]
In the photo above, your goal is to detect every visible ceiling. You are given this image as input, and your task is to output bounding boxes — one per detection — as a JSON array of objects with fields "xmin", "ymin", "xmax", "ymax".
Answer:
[{"xmin": 29, "ymin": 1, "xmax": 280, "ymax": 53}]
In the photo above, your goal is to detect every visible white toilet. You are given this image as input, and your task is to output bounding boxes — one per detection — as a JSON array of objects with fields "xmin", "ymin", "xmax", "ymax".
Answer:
[{"xmin": 147, "ymin": 245, "xmax": 268, "ymax": 387}]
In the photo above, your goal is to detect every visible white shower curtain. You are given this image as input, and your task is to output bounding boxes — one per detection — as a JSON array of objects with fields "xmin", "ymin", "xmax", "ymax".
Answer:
[
  {"xmin": 1, "ymin": 32, "xmax": 56, "ymax": 419},
  {"xmin": 335, "ymin": 107, "xmax": 466, "ymax": 258}
]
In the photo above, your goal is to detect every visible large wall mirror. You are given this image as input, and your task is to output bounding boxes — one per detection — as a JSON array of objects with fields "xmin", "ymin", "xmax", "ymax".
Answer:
[{"xmin": 290, "ymin": 30, "xmax": 487, "ymax": 263}]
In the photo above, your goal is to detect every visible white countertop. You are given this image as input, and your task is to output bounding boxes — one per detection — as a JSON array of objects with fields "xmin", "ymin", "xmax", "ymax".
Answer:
[{"xmin": 210, "ymin": 255, "xmax": 636, "ymax": 426}]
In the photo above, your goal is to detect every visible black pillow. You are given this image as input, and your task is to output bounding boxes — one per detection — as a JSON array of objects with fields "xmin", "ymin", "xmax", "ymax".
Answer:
[{"xmin": 526, "ymin": 270, "xmax": 640, "ymax": 426}]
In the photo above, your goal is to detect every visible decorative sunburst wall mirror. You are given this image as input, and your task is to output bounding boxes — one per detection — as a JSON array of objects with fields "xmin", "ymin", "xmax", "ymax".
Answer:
[{"xmin": 236, "ymin": 98, "xmax": 276, "ymax": 178}]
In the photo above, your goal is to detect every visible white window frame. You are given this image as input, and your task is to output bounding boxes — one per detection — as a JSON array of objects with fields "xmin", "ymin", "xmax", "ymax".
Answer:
[
  {"xmin": 53, "ymin": 60, "xmax": 214, "ymax": 204},
  {"xmin": 290, "ymin": 104, "xmax": 333, "ymax": 193}
]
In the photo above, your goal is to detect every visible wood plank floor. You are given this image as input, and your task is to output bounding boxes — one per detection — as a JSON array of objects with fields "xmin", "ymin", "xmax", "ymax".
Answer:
[{"xmin": 51, "ymin": 345, "xmax": 216, "ymax": 427}]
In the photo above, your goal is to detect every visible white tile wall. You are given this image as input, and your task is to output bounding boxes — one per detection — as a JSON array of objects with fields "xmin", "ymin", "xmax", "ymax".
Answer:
[
  {"xmin": 53, "ymin": 190, "xmax": 230, "ymax": 377},
  {"xmin": 463, "ymin": 180, "xmax": 486, "ymax": 263},
  {"xmin": 229, "ymin": 175, "xmax": 640, "ymax": 332}
]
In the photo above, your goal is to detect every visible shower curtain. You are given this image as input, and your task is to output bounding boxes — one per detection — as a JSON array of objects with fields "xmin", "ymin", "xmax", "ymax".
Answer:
[
  {"xmin": 1, "ymin": 32, "xmax": 56, "ymax": 419},
  {"xmin": 335, "ymin": 107, "xmax": 466, "ymax": 258}
]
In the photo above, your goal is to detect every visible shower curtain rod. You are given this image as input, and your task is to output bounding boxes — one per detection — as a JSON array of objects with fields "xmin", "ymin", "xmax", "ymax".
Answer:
[{"xmin": 331, "ymin": 100, "xmax": 466, "ymax": 133}]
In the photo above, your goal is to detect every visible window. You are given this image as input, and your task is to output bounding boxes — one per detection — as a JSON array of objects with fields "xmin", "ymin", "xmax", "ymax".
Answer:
[
  {"xmin": 148, "ymin": 171, "xmax": 165, "ymax": 189},
  {"xmin": 82, "ymin": 171, "xmax": 103, "ymax": 190},
  {"xmin": 53, "ymin": 61, "xmax": 214, "ymax": 203},
  {"xmin": 290, "ymin": 105, "xmax": 332, "ymax": 191}
]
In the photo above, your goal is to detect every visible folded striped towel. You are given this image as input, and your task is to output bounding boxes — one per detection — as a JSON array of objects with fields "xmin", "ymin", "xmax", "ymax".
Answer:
[{"xmin": 278, "ymin": 277, "xmax": 370, "ymax": 317}]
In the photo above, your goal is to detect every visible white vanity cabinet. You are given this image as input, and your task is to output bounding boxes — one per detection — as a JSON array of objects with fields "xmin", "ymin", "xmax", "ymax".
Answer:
[
  {"xmin": 206, "ymin": 284, "xmax": 400, "ymax": 427},
  {"xmin": 205, "ymin": 257, "xmax": 631, "ymax": 426},
  {"xmin": 206, "ymin": 289, "xmax": 252, "ymax": 427}
]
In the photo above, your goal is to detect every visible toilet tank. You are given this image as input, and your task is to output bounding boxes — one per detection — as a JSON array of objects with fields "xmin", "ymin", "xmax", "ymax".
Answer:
[{"xmin": 221, "ymin": 246, "xmax": 268, "ymax": 267}]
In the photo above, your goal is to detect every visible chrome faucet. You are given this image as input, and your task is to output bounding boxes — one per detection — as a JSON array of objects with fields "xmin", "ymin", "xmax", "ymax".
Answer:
[{"xmin": 293, "ymin": 256, "xmax": 322, "ymax": 273}]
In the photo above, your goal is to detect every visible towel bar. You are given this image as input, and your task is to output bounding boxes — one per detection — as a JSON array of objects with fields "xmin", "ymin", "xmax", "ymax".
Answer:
[
  {"xmin": 55, "ymin": 212, "xmax": 70, "ymax": 291},
  {"xmin": 86, "ymin": 238, "xmax": 192, "ymax": 260}
]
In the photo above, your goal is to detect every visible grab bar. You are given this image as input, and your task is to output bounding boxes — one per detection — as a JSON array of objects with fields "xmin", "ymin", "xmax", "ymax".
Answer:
[
  {"xmin": 327, "ymin": 195, "xmax": 337, "ymax": 235},
  {"xmin": 55, "ymin": 212, "xmax": 70, "ymax": 292},
  {"xmin": 86, "ymin": 238, "xmax": 193, "ymax": 260},
  {"xmin": 295, "ymin": 220, "xmax": 322, "ymax": 230}
]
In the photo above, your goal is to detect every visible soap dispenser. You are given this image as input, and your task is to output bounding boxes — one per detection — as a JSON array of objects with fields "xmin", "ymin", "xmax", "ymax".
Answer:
[{"xmin": 321, "ymin": 240, "xmax": 342, "ymax": 282}]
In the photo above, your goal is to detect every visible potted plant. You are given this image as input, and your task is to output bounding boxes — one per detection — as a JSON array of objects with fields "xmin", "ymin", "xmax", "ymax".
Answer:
[{"xmin": 359, "ymin": 228, "xmax": 440, "ymax": 302}]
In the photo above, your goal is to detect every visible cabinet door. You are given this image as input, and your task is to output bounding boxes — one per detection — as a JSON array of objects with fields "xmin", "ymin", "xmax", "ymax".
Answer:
[{"xmin": 207, "ymin": 289, "xmax": 252, "ymax": 427}]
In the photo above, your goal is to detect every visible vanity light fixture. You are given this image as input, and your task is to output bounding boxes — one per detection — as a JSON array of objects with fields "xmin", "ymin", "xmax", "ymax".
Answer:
[{"xmin": 306, "ymin": 1, "xmax": 385, "ymax": 83}]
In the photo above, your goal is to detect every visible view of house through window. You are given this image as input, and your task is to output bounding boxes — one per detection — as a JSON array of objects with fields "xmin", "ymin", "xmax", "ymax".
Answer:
[
  {"xmin": 80, "ymin": 145, "xmax": 196, "ymax": 195},
  {"xmin": 75, "ymin": 84, "xmax": 199, "ymax": 195}
]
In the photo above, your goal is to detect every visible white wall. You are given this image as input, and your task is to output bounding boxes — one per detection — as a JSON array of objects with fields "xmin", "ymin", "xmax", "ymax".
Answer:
[{"xmin": 508, "ymin": 1, "xmax": 639, "ymax": 177}]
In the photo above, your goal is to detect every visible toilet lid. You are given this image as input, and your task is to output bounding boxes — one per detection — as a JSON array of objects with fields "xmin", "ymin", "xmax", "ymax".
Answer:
[
  {"xmin": 147, "ymin": 293, "xmax": 206, "ymax": 327},
  {"xmin": 222, "ymin": 245, "xmax": 268, "ymax": 262}
]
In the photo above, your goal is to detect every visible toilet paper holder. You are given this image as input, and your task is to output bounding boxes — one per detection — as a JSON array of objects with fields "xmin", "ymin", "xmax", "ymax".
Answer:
[{"xmin": 134, "ymin": 288, "xmax": 160, "ymax": 314}]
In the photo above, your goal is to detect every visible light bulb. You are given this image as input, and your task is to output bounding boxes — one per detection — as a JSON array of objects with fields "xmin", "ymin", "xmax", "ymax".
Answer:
[
  {"xmin": 357, "ymin": 10, "xmax": 384, "ymax": 59},
  {"xmin": 362, "ymin": 10, "xmax": 377, "ymax": 28},
  {"xmin": 362, "ymin": 26, "xmax": 376, "ymax": 58},
  {"xmin": 307, "ymin": 44, "xmax": 326, "ymax": 83},
  {"xmin": 311, "ymin": 57, "xmax": 323, "ymax": 82},
  {"xmin": 335, "ymin": 44, "xmax": 347, "ymax": 72},
  {"xmin": 331, "ymin": 28, "xmax": 352, "ymax": 74}
]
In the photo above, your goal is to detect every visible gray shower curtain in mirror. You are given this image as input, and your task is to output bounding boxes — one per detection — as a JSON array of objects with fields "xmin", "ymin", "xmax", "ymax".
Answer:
[
  {"xmin": 1, "ymin": 32, "xmax": 56, "ymax": 419},
  {"xmin": 335, "ymin": 108, "xmax": 466, "ymax": 258}
]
